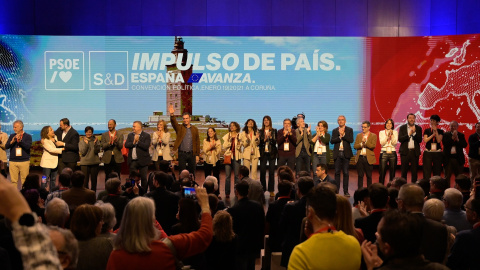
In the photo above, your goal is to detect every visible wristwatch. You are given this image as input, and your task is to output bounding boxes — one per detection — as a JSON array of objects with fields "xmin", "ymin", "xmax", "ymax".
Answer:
[{"xmin": 18, "ymin": 213, "xmax": 36, "ymax": 227}]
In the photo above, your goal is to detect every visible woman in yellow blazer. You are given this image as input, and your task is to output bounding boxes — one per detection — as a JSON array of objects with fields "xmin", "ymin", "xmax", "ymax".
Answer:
[
  {"xmin": 203, "ymin": 127, "xmax": 222, "ymax": 193},
  {"xmin": 240, "ymin": 119, "xmax": 260, "ymax": 180},
  {"xmin": 40, "ymin": 125, "xmax": 64, "ymax": 191},
  {"xmin": 151, "ymin": 120, "xmax": 172, "ymax": 171},
  {"xmin": 222, "ymin": 122, "xmax": 242, "ymax": 198}
]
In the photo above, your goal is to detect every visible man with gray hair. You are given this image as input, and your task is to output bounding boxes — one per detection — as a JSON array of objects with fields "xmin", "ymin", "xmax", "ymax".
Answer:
[
  {"xmin": 45, "ymin": 198, "xmax": 70, "ymax": 228},
  {"xmin": 102, "ymin": 178, "xmax": 130, "ymax": 230},
  {"xmin": 5, "ymin": 120, "xmax": 32, "ymax": 187},
  {"xmin": 397, "ymin": 184, "xmax": 448, "ymax": 263},
  {"xmin": 49, "ymin": 226, "xmax": 79, "ymax": 270},
  {"xmin": 443, "ymin": 188, "xmax": 472, "ymax": 232},
  {"xmin": 443, "ymin": 121, "xmax": 467, "ymax": 182}
]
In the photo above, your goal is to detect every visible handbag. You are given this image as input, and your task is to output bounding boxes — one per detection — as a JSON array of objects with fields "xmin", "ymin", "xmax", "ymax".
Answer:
[{"xmin": 223, "ymin": 154, "xmax": 232, "ymax": 164}]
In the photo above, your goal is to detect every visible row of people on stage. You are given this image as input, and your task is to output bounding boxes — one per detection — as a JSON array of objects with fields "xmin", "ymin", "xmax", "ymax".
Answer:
[{"xmin": 0, "ymin": 111, "xmax": 478, "ymax": 195}]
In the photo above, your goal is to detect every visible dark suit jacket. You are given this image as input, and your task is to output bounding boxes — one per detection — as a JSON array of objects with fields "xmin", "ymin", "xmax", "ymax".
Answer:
[
  {"xmin": 398, "ymin": 124, "xmax": 423, "ymax": 157},
  {"xmin": 145, "ymin": 187, "xmax": 179, "ymax": 235},
  {"xmin": 443, "ymin": 131, "xmax": 467, "ymax": 165},
  {"xmin": 315, "ymin": 174, "xmax": 335, "ymax": 187},
  {"xmin": 259, "ymin": 128, "xmax": 278, "ymax": 157},
  {"xmin": 468, "ymin": 132, "xmax": 480, "ymax": 160},
  {"xmin": 170, "ymin": 115, "xmax": 200, "ymax": 156},
  {"xmin": 331, "ymin": 126, "xmax": 354, "ymax": 159},
  {"xmin": 55, "ymin": 127, "xmax": 80, "ymax": 163},
  {"xmin": 354, "ymin": 210, "xmax": 385, "ymax": 243},
  {"xmin": 415, "ymin": 213, "xmax": 448, "ymax": 264},
  {"xmin": 100, "ymin": 131, "xmax": 124, "ymax": 164},
  {"xmin": 447, "ymin": 226, "xmax": 480, "ymax": 270},
  {"xmin": 280, "ymin": 196, "xmax": 307, "ymax": 267},
  {"xmin": 125, "ymin": 131, "xmax": 151, "ymax": 167},
  {"xmin": 61, "ymin": 187, "xmax": 96, "ymax": 211},
  {"xmin": 101, "ymin": 194, "xmax": 129, "ymax": 230},
  {"xmin": 227, "ymin": 197, "xmax": 265, "ymax": 256},
  {"xmin": 266, "ymin": 197, "xmax": 289, "ymax": 252}
]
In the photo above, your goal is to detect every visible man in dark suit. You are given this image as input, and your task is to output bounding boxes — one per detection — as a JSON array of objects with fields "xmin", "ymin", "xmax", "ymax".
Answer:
[
  {"xmin": 100, "ymin": 119, "xmax": 124, "ymax": 178},
  {"xmin": 238, "ymin": 165, "xmax": 265, "ymax": 206},
  {"xmin": 314, "ymin": 163, "xmax": 335, "ymax": 188},
  {"xmin": 54, "ymin": 118, "xmax": 79, "ymax": 172},
  {"xmin": 61, "ymin": 170, "xmax": 96, "ymax": 212},
  {"xmin": 442, "ymin": 121, "xmax": 467, "ymax": 182},
  {"xmin": 330, "ymin": 115, "xmax": 354, "ymax": 196},
  {"xmin": 227, "ymin": 181, "xmax": 265, "ymax": 270},
  {"xmin": 397, "ymin": 183, "xmax": 448, "ymax": 263},
  {"xmin": 279, "ymin": 176, "xmax": 314, "ymax": 267},
  {"xmin": 266, "ymin": 180, "xmax": 292, "ymax": 252},
  {"xmin": 146, "ymin": 172, "xmax": 180, "ymax": 235},
  {"xmin": 354, "ymin": 183, "xmax": 388, "ymax": 243},
  {"xmin": 468, "ymin": 122, "xmax": 480, "ymax": 181},
  {"xmin": 398, "ymin": 113, "xmax": 423, "ymax": 183},
  {"xmin": 447, "ymin": 197, "xmax": 480, "ymax": 269},
  {"xmin": 125, "ymin": 121, "xmax": 151, "ymax": 188}
]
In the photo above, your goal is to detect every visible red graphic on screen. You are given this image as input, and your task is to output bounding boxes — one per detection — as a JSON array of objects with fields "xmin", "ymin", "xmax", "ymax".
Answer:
[{"xmin": 368, "ymin": 34, "xmax": 480, "ymax": 166}]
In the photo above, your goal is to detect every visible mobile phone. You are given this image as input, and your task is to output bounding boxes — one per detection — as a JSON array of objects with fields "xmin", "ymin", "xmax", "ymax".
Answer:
[
  {"xmin": 183, "ymin": 187, "xmax": 196, "ymax": 199},
  {"xmin": 130, "ymin": 179, "xmax": 136, "ymax": 186}
]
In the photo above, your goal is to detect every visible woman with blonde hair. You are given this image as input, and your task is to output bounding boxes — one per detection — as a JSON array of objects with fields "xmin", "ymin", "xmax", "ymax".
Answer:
[
  {"xmin": 333, "ymin": 195, "xmax": 364, "ymax": 244},
  {"xmin": 206, "ymin": 211, "xmax": 237, "ymax": 270},
  {"xmin": 107, "ymin": 188, "xmax": 213, "ymax": 270},
  {"xmin": 151, "ymin": 119, "xmax": 172, "ymax": 171}
]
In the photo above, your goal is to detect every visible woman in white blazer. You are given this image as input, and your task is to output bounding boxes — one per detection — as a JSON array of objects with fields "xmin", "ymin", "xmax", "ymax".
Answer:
[
  {"xmin": 240, "ymin": 119, "xmax": 260, "ymax": 180},
  {"xmin": 151, "ymin": 120, "xmax": 172, "ymax": 171},
  {"xmin": 222, "ymin": 121, "xmax": 242, "ymax": 198},
  {"xmin": 203, "ymin": 127, "xmax": 222, "ymax": 190},
  {"xmin": 40, "ymin": 125, "xmax": 64, "ymax": 191}
]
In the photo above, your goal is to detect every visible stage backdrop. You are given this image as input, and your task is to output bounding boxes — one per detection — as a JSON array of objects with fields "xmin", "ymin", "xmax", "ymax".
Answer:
[{"xmin": 0, "ymin": 34, "xmax": 478, "ymax": 165}]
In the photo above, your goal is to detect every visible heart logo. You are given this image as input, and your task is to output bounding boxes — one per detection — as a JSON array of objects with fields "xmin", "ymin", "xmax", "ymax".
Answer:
[{"xmin": 59, "ymin": 71, "xmax": 72, "ymax": 83}]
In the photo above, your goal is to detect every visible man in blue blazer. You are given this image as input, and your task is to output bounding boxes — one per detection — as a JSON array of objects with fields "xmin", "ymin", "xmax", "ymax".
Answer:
[
  {"xmin": 125, "ymin": 121, "xmax": 151, "ymax": 188},
  {"xmin": 330, "ymin": 115, "xmax": 354, "ymax": 196}
]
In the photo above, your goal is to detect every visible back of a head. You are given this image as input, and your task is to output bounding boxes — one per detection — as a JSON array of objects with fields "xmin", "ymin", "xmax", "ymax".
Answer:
[
  {"xmin": 392, "ymin": 177, "xmax": 407, "ymax": 189},
  {"xmin": 45, "ymin": 198, "xmax": 70, "ymax": 227},
  {"xmin": 212, "ymin": 210, "xmax": 235, "ymax": 242},
  {"xmin": 235, "ymin": 181, "xmax": 249, "ymax": 197},
  {"xmin": 380, "ymin": 210, "xmax": 423, "ymax": 258},
  {"xmin": 108, "ymin": 172, "xmax": 120, "ymax": 180},
  {"xmin": 307, "ymin": 185, "xmax": 337, "ymax": 221},
  {"xmin": 319, "ymin": 182, "xmax": 338, "ymax": 194},
  {"xmin": 238, "ymin": 165, "xmax": 249, "ymax": 179},
  {"xmin": 422, "ymin": 198, "xmax": 445, "ymax": 222},
  {"xmin": 49, "ymin": 226, "xmax": 79, "ymax": 269},
  {"xmin": 71, "ymin": 171, "xmax": 86, "ymax": 188},
  {"xmin": 178, "ymin": 198, "xmax": 200, "ymax": 231},
  {"xmin": 443, "ymin": 188, "xmax": 463, "ymax": 210},
  {"xmin": 179, "ymin": 170, "xmax": 190, "ymax": 180},
  {"xmin": 158, "ymin": 160, "xmax": 171, "ymax": 173},
  {"xmin": 58, "ymin": 173, "xmax": 71, "ymax": 188},
  {"xmin": 455, "ymin": 175, "xmax": 471, "ymax": 191},
  {"xmin": 208, "ymin": 194, "xmax": 219, "ymax": 213},
  {"xmin": 203, "ymin": 181, "xmax": 215, "ymax": 194},
  {"xmin": 368, "ymin": 183, "xmax": 389, "ymax": 209},
  {"xmin": 416, "ymin": 179, "xmax": 430, "ymax": 197},
  {"xmin": 297, "ymin": 171, "xmax": 310, "ymax": 178},
  {"xmin": 353, "ymin": 187, "xmax": 369, "ymax": 206},
  {"xmin": 470, "ymin": 198, "xmax": 480, "ymax": 217},
  {"xmin": 23, "ymin": 174, "xmax": 40, "ymax": 190},
  {"xmin": 61, "ymin": 167, "xmax": 74, "ymax": 176},
  {"xmin": 387, "ymin": 188, "xmax": 399, "ymax": 209},
  {"xmin": 297, "ymin": 176, "xmax": 314, "ymax": 196},
  {"xmin": 333, "ymin": 194, "xmax": 355, "ymax": 236},
  {"xmin": 277, "ymin": 165, "xmax": 294, "ymax": 182},
  {"xmin": 154, "ymin": 171, "xmax": 169, "ymax": 188},
  {"xmin": 116, "ymin": 197, "xmax": 158, "ymax": 253},
  {"xmin": 95, "ymin": 201, "xmax": 117, "ymax": 233},
  {"xmin": 105, "ymin": 178, "xmax": 121, "ymax": 194},
  {"xmin": 70, "ymin": 204, "xmax": 103, "ymax": 241},
  {"xmin": 398, "ymin": 184, "xmax": 425, "ymax": 210},
  {"xmin": 278, "ymin": 171, "xmax": 294, "ymax": 182},
  {"xmin": 277, "ymin": 180, "xmax": 293, "ymax": 197},
  {"xmin": 204, "ymin": 176, "xmax": 218, "ymax": 193},
  {"xmin": 430, "ymin": 176, "xmax": 448, "ymax": 192}
]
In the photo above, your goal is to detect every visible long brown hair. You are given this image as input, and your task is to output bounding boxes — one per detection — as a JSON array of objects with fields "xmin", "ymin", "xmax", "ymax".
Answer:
[
  {"xmin": 212, "ymin": 211, "xmax": 235, "ymax": 242},
  {"xmin": 40, "ymin": 125, "xmax": 51, "ymax": 140},
  {"xmin": 333, "ymin": 195, "xmax": 358, "ymax": 239}
]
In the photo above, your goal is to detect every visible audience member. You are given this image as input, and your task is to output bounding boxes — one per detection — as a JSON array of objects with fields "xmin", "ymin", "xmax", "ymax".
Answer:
[
  {"xmin": 390, "ymin": 177, "xmax": 407, "ymax": 190},
  {"xmin": 355, "ymin": 183, "xmax": 388, "ymax": 243},
  {"xmin": 443, "ymin": 188, "xmax": 472, "ymax": 232},
  {"xmin": 266, "ymin": 180, "xmax": 292, "ymax": 252},
  {"xmin": 428, "ymin": 176, "xmax": 448, "ymax": 200},
  {"xmin": 106, "ymin": 189, "xmax": 213, "ymax": 270},
  {"xmin": 23, "ymin": 188, "xmax": 46, "ymax": 223},
  {"xmin": 204, "ymin": 176, "xmax": 225, "ymax": 212},
  {"xmin": 288, "ymin": 185, "xmax": 361, "ymax": 270},
  {"xmin": 238, "ymin": 165, "xmax": 265, "ymax": 206},
  {"xmin": 61, "ymin": 171, "xmax": 96, "ymax": 212},
  {"xmin": 454, "ymin": 174, "xmax": 472, "ymax": 209},
  {"xmin": 447, "ymin": 198, "xmax": 480, "ymax": 269},
  {"xmin": 227, "ymin": 181, "xmax": 265, "ymax": 270},
  {"xmin": 70, "ymin": 204, "xmax": 113, "ymax": 270},
  {"xmin": 387, "ymin": 188, "xmax": 398, "ymax": 209},
  {"xmin": 21, "ymin": 173, "xmax": 49, "ymax": 201},
  {"xmin": 102, "ymin": 178, "xmax": 130, "ymax": 230},
  {"xmin": 314, "ymin": 163, "xmax": 335, "ymax": 187},
  {"xmin": 95, "ymin": 201, "xmax": 117, "ymax": 241},
  {"xmin": 205, "ymin": 211, "xmax": 237, "ymax": 270},
  {"xmin": 45, "ymin": 198, "xmax": 70, "ymax": 228},
  {"xmin": 48, "ymin": 226, "xmax": 79, "ymax": 270},
  {"xmin": 352, "ymin": 187, "xmax": 369, "ymax": 221},
  {"xmin": 45, "ymin": 172, "xmax": 71, "ymax": 206},
  {"xmin": 334, "ymin": 194, "xmax": 365, "ymax": 243}
]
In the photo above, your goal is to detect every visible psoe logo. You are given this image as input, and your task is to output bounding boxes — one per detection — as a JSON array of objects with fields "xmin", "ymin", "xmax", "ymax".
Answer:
[
  {"xmin": 89, "ymin": 51, "xmax": 128, "ymax": 90},
  {"xmin": 45, "ymin": 51, "xmax": 85, "ymax": 90}
]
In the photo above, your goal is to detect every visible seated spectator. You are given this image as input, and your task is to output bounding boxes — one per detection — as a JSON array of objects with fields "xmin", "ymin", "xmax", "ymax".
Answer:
[
  {"xmin": 275, "ymin": 170, "xmax": 296, "ymax": 200},
  {"xmin": 389, "ymin": 177, "xmax": 407, "ymax": 190},
  {"xmin": 208, "ymin": 194, "xmax": 219, "ymax": 216},
  {"xmin": 423, "ymin": 198, "xmax": 457, "ymax": 255},
  {"xmin": 205, "ymin": 211, "xmax": 237, "ymax": 270},
  {"xmin": 61, "ymin": 171, "xmax": 96, "ymax": 212},
  {"xmin": 280, "ymin": 176, "xmax": 314, "ymax": 267},
  {"xmin": 288, "ymin": 185, "xmax": 361, "ymax": 270},
  {"xmin": 106, "ymin": 189, "xmax": 213, "ymax": 270},
  {"xmin": 21, "ymin": 173, "xmax": 49, "ymax": 201},
  {"xmin": 238, "ymin": 165, "xmax": 265, "ymax": 206},
  {"xmin": 397, "ymin": 184, "xmax": 448, "ymax": 263},
  {"xmin": 454, "ymin": 174, "xmax": 471, "ymax": 209},
  {"xmin": 102, "ymin": 178, "xmax": 130, "ymax": 230},
  {"xmin": 227, "ymin": 181, "xmax": 265, "ymax": 270},
  {"xmin": 95, "ymin": 201, "xmax": 117, "ymax": 241},
  {"xmin": 145, "ymin": 172, "xmax": 180, "ymax": 235},
  {"xmin": 352, "ymin": 187, "xmax": 369, "ymax": 222},
  {"xmin": 447, "ymin": 198, "xmax": 480, "ymax": 269},
  {"xmin": 266, "ymin": 180, "xmax": 292, "ymax": 252},
  {"xmin": 443, "ymin": 188, "xmax": 472, "ymax": 232},
  {"xmin": 355, "ymin": 183, "xmax": 388, "ymax": 243},
  {"xmin": 45, "ymin": 198, "xmax": 70, "ymax": 228},
  {"xmin": 45, "ymin": 173, "xmax": 71, "ymax": 206},
  {"xmin": 48, "ymin": 226, "xmax": 79, "ymax": 270},
  {"xmin": 123, "ymin": 171, "xmax": 144, "ymax": 198},
  {"xmin": 428, "ymin": 176, "xmax": 449, "ymax": 200},
  {"xmin": 361, "ymin": 210, "xmax": 449, "ymax": 270},
  {"xmin": 416, "ymin": 178, "xmax": 430, "ymax": 198},
  {"xmin": 314, "ymin": 163, "xmax": 335, "ymax": 188},
  {"xmin": 387, "ymin": 188, "xmax": 399, "ymax": 209},
  {"xmin": 296, "ymin": 170, "xmax": 310, "ymax": 178},
  {"xmin": 97, "ymin": 176, "xmax": 119, "ymax": 201},
  {"xmin": 203, "ymin": 176, "xmax": 225, "ymax": 212},
  {"xmin": 23, "ymin": 189, "xmax": 46, "ymax": 224},
  {"xmin": 334, "ymin": 194, "xmax": 364, "ymax": 243},
  {"xmin": 70, "ymin": 204, "xmax": 113, "ymax": 270}
]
